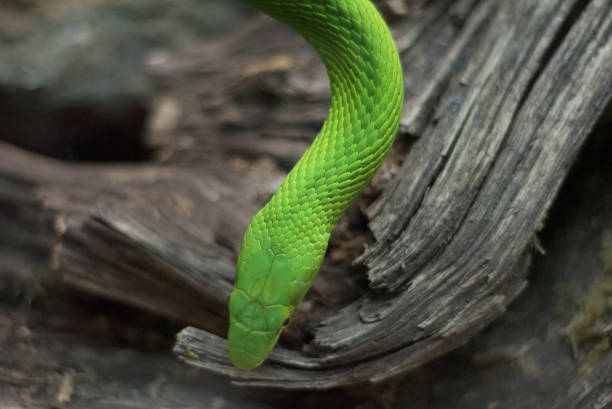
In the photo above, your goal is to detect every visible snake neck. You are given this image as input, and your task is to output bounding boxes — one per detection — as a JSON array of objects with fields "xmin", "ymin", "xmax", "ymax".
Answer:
[{"xmin": 246, "ymin": 0, "xmax": 404, "ymax": 253}]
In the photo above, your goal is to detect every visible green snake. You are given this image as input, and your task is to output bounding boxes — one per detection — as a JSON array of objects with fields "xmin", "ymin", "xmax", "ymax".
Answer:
[{"xmin": 228, "ymin": 0, "xmax": 404, "ymax": 369}]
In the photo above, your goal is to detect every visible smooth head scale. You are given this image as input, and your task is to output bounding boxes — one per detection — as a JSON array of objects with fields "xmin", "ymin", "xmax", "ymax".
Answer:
[{"xmin": 228, "ymin": 0, "xmax": 404, "ymax": 369}]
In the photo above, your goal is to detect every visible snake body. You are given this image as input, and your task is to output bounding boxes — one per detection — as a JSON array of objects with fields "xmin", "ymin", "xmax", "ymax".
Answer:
[{"xmin": 228, "ymin": 0, "xmax": 404, "ymax": 369}]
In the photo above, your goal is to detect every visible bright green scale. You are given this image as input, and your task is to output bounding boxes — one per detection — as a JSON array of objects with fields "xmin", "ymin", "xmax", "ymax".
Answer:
[{"xmin": 228, "ymin": 0, "xmax": 404, "ymax": 369}]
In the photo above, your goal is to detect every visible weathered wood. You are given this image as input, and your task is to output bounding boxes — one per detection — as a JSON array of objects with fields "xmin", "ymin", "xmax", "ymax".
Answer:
[
  {"xmin": 0, "ymin": 0, "xmax": 610, "ymax": 396},
  {"xmin": 391, "ymin": 123, "xmax": 612, "ymax": 408},
  {"xmin": 0, "ymin": 298, "xmax": 370, "ymax": 409},
  {"xmin": 0, "ymin": 143, "xmax": 254, "ymax": 334}
]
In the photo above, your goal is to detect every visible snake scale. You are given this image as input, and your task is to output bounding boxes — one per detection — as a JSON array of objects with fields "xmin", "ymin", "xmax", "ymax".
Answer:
[{"xmin": 228, "ymin": 0, "xmax": 404, "ymax": 369}]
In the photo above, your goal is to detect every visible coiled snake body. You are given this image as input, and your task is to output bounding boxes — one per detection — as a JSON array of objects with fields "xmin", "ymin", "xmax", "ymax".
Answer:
[{"xmin": 228, "ymin": 0, "xmax": 404, "ymax": 369}]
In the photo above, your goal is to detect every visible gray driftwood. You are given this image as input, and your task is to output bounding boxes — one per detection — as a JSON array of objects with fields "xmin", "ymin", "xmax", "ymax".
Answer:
[{"xmin": 0, "ymin": 0, "xmax": 611, "ymax": 399}]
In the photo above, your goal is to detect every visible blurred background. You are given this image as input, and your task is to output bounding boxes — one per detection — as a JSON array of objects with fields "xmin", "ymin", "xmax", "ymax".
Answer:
[{"xmin": 0, "ymin": 0, "xmax": 252, "ymax": 161}]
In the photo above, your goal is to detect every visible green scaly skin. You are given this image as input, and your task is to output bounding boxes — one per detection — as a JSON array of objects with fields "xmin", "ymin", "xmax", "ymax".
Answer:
[{"xmin": 228, "ymin": 0, "xmax": 404, "ymax": 370}]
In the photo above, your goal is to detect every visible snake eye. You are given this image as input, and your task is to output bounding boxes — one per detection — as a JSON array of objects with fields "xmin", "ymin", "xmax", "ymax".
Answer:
[{"xmin": 282, "ymin": 317, "xmax": 291, "ymax": 327}]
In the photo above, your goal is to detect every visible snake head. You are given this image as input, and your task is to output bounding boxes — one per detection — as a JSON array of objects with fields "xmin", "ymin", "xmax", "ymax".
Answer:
[
  {"xmin": 227, "ymin": 286, "xmax": 293, "ymax": 369},
  {"xmin": 227, "ymin": 225, "xmax": 313, "ymax": 370}
]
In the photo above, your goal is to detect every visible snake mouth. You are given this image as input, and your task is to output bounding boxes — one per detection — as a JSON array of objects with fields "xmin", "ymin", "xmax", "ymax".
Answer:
[
  {"xmin": 227, "ymin": 317, "xmax": 283, "ymax": 370},
  {"xmin": 228, "ymin": 344, "xmax": 265, "ymax": 370}
]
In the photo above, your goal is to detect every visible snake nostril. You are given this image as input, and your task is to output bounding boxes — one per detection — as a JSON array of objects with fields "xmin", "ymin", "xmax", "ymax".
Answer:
[{"xmin": 282, "ymin": 317, "xmax": 291, "ymax": 327}]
